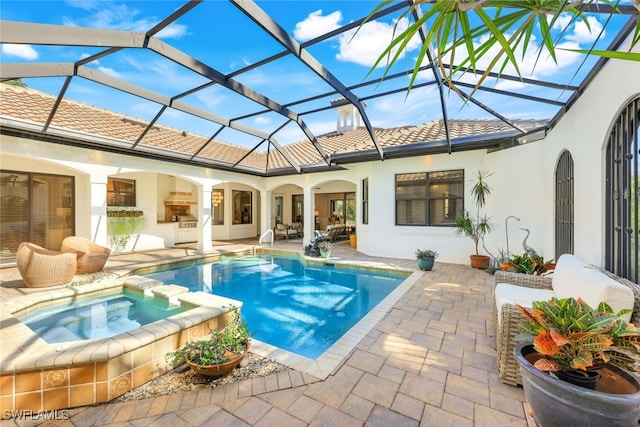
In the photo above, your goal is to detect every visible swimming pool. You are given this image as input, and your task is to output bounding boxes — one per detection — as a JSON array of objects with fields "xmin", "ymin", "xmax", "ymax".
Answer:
[
  {"xmin": 141, "ymin": 255, "xmax": 408, "ymax": 359},
  {"xmin": 19, "ymin": 289, "xmax": 186, "ymax": 343}
]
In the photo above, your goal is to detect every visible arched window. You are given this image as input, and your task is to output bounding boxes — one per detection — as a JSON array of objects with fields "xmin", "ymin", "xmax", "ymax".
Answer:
[
  {"xmin": 555, "ymin": 150, "xmax": 574, "ymax": 258},
  {"xmin": 605, "ymin": 96, "xmax": 639, "ymax": 283}
]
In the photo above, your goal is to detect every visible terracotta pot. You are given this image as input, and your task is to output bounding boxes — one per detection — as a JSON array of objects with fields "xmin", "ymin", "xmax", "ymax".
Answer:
[
  {"xmin": 470, "ymin": 255, "xmax": 490, "ymax": 269},
  {"xmin": 187, "ymin": 345, "xmax": 249, "ymax": 378}
]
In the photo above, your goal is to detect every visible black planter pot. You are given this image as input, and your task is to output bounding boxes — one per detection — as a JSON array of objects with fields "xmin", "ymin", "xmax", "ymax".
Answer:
[
  {"xmin": 554, "ymin": 369, "xmax": 600, "ymax": 390},
  {"xmin": 515, "ymin": 344, "xmax": 640, "ymax": 427}
]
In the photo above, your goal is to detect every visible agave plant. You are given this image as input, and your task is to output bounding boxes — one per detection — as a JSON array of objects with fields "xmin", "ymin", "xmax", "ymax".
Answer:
[{"xmin": 515, "ymin": 297, "xmax": 640, "ymax": 374}]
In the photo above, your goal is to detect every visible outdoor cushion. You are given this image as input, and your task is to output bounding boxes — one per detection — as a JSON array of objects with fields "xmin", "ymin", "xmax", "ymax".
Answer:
[
  {"xmin": 550, "ymin": 254, "xmax": 588, "ymax": 296},
  {"xmin": 554, "ymin": 265, "xmax": 634, "ymax": 322},
  {"xmin": 494, "ymin": 282, "xmax": 555, "ymax": 327}
]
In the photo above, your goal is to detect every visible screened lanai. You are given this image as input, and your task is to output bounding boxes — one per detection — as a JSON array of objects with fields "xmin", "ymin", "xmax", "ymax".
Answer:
[{"xmin": 1, "ymin": 0, "xmax": 638, "ymax": 176}]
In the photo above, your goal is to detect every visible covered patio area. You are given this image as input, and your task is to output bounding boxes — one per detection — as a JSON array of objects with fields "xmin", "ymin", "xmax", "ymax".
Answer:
[{"xmin": 1, "ymin": 241, "xmax": 532, "ymax": 426}]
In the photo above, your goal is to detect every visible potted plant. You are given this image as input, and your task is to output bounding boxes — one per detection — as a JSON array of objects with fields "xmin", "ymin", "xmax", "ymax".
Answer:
[
  {"xmin": 514, "ymin": 297, "xmax": 640, "ymax": 426},
  {"xmin": 507, "ymin": 252, "xmax": 555, "ymax": 275},
  {"xmin": 454, "ymin": 170, "xmax": 493, "ymax": 269},
  {"xmin": 496, "ymin": 248, "xmax": 512, "ymax": 271},
  {"xmin": 415, "ymin": 249, "xmax": 438, "ymax": 271},
  {"xmin": 317, "ymin": 240, "xmax": 333, "ymax": 258},
  {"xmin": 167, "ymin": 308, "xmax": 252, "ymax": 378}
]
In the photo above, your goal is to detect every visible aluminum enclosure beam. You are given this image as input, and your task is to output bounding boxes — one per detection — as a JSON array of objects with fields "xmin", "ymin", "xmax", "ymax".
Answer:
[{"xmin": 231, "ymin": 0, "xmax": 385, "ymax": 161}]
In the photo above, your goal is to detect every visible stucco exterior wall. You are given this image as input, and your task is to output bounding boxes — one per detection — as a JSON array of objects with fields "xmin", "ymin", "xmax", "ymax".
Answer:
[
  {"xmin": 1, "ymin": 43, "xmax": 638, "ymax": 265},
  {"xmin": 538, "ymin": 45, "xmax": 640, "ymax": 266}
]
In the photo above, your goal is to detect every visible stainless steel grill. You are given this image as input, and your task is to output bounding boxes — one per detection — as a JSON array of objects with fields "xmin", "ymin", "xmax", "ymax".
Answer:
[{"xmin": 177, "ymin": 214, "xmax": 197, "ymax": 228}]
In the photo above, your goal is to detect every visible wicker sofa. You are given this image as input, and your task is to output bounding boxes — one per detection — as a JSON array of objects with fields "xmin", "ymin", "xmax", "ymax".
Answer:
[
  {"xmin": 60, "ymin": 236, "xmax": 111, "ymax": 274},
  {"xmin": 494, "ymin": 254, "xmax": 640, "ymax": 386},
  {"xmin": 16, "ymin": 242, "xmax": 77, "ymax": 288}
]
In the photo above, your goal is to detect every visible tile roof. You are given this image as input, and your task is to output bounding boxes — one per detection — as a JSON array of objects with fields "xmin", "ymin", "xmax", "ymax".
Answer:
[{"xmin": 0, "ymin": 84, "xmax": 547, "ymax": 174}]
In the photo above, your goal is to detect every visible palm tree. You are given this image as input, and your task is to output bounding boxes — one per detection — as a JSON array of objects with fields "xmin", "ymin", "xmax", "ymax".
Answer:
[{"xmin": 363, "ymin": 0, "xmax": 640, "ymax": 96}]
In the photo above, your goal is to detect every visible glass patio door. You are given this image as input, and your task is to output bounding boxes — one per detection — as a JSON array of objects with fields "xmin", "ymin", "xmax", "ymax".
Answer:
[{"xmin": 0, "ymin": 170, "xmax": 74, "ymax": 257}]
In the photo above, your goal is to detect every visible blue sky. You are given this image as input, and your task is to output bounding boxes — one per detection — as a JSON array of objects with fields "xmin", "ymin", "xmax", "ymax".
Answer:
[{"xmin": 0, "ymin": 1, "xmax": 630, "ymax": 147}]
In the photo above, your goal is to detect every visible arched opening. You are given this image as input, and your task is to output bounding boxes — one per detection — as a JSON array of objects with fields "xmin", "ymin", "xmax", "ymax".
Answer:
[
  {"xmin": 605, "ymin": 96, "xmax": 639, "ymax": 283},
  {"xmin": 555, "ymin": 150, "xmax": 574, "ymax": 258}
]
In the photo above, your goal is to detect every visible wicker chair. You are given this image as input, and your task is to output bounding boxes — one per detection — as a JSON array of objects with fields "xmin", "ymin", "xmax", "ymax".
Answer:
[
  {"xmin": 60, "ymin": 236, "xmax": 111, "ymax": 274},
  {"xmin": 494, "ymin": 268, "xmax": 640, "ymax": 386},
  {"xmin": 493, "ymin": 271, "xmax": 553, "ymax": 386},
  {"xmin": 16, "ymin": 242, "xmax": 77, "ymax": 288}
]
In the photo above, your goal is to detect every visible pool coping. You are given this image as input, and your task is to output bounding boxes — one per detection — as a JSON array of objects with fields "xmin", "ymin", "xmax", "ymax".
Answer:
[
  {"xmin": 1, "ymin": 247, "xmax": 419, "ymax": 380},
  {"xmin": 0, "ymin": 277, "xmax": 243, "ymax": 373}
]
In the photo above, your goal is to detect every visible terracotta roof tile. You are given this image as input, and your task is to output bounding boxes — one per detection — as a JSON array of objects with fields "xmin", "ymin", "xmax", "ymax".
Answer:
[{"xmin": 1, "ymin": 84, "xmax": 547, "ymax": 173}]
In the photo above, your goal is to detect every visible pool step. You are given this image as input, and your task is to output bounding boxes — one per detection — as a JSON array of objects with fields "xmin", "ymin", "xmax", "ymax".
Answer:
[
  {"xmin": 150, "ymin": 284, "xmax": 190, "ymax": 306},
  {"xmin": 177, "ymin": 291, "xmax": 243, "ymax": 312},
  {"xmin": 123, "ymin": 276, "xmax": 164, "ymax": 296}
]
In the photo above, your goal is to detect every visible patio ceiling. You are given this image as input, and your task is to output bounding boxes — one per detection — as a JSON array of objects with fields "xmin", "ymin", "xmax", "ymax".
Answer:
[{"xmin": 0, "ymin": 0, "xmax": 638, "ymax": 176}]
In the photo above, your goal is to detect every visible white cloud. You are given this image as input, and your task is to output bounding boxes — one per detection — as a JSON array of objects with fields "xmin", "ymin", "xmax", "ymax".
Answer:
[
  {"xmin": 369, "ymin": 87, "xmax": 441, "ymax": 127},
  {"xmin": 566, "ymin": 16, "xmax": 604, "ymax": 44},
  {"xmin": 552, "ymin": 14, "xmax": 604, "ymax": 44},
  {"xmin": 254, "ymin": 116, "xmax": 271, "ymax": 126},
  {"xmin": 293, "ymin": 9, "xmax": 342, "ymax": 42},
  {"xmin": 2, "ymin": 44, "xmax": 38, "ymax": 60},
  {"xmin": 156, "ymin": 24, "xmax": 188, "ymax": 39},
  {"xmin": 195, "ymin": 90, "xmax": 224, "ymax": 110},
  {"xmin": 64, "ymin": 2, "xmax": 187, "ymax": 38},
  {"xmin": 426, "ymin": 31, "xmax": 581, "ymax": 88},
  {"xmin": 552, "ymin": 15, "xmax": 573, "ymax": 31},
  {"xmin": 336, "ymin": 18, "xmax": 421, "ymax": 67},
  {"xmin": 96, "ymin": 66, "xmax": 120, "ymax": 78}
]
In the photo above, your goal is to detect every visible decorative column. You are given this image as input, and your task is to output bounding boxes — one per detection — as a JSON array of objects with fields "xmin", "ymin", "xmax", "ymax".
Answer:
[
  {"xmin": 260, "ymin": 190, "xmax": 272, "ymax": 243},
  {"xmin": 90, "ymin": 174, "xmax": 108, "ymax": 247},
  {"xmin": 303, "ymin": 187, "xmax": 314, "ymax": 246},
  {"xmin": 199, "ymin": 186, "xmax": 212, "ymax": 252}
]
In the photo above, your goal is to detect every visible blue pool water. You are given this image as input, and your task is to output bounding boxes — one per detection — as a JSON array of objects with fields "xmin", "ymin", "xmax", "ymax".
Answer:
[
  {"xmin": 142, "ymin": 255, "xmax": 407, "ymax": 359},
  {"xmin": 20, "ymin": 290, "xmax": 186, "ymax": 343}
]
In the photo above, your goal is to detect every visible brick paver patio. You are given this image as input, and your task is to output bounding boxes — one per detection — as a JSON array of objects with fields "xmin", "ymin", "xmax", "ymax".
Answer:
[{"xmin": 0, "ymin": 240, "xmax": 532, "ymax": 426}]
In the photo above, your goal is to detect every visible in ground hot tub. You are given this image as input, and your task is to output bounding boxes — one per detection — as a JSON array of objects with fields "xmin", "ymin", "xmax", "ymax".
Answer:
[
  {"xmin": 18, "ymin": 290, "xmax": 186, "ymax": 343},
  {"xmin": 0, "ymin": 275, "xmax": 242, "ymax": 416}
]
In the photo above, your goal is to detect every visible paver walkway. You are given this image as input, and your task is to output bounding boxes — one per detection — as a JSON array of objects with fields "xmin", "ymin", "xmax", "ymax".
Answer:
[{"xmin": 1, "ymin": 240, "xmax": 531, "ymax": 426}]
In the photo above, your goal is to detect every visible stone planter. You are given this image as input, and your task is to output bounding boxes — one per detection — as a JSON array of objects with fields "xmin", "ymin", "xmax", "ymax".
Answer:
[
  {"xmin": 319, "ymin": 248, "xmax": 331, "ymax": 258},
  {"xmin": 515, "ymin": 344, "xmax": 640, "ymax": 427}
]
